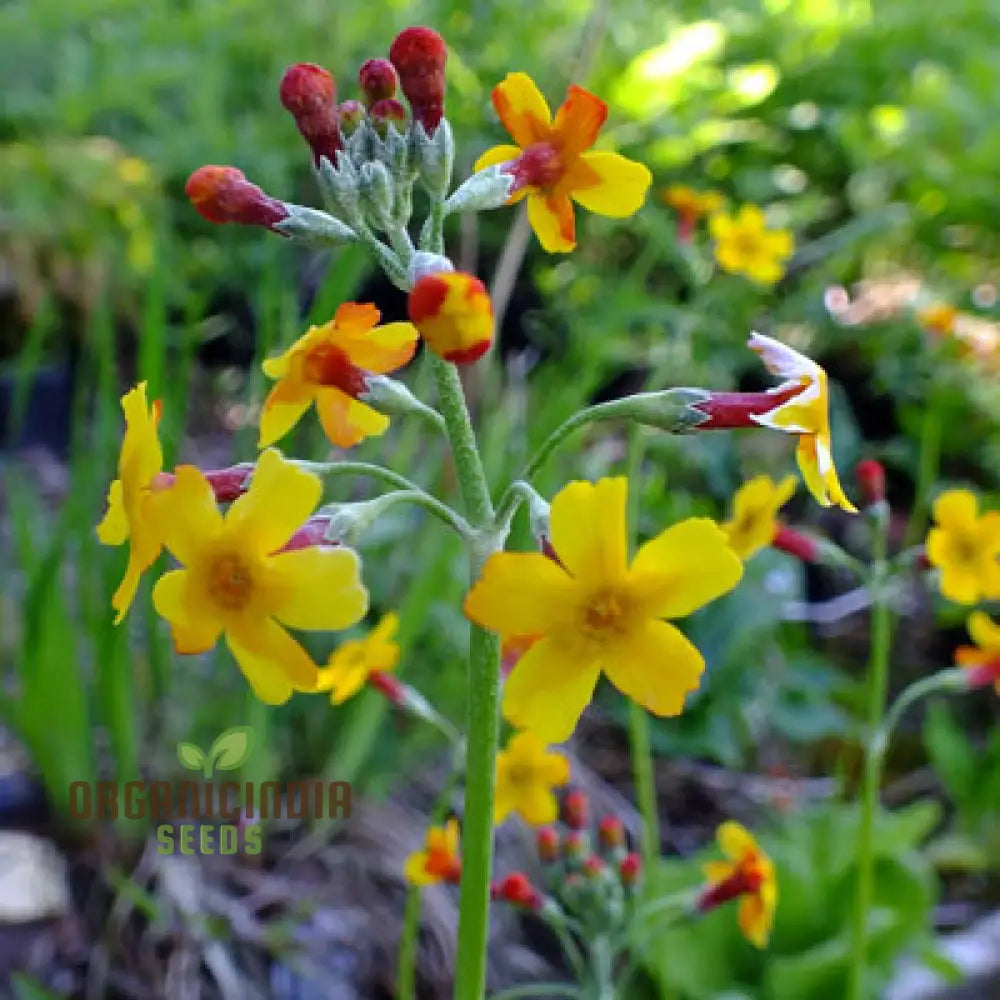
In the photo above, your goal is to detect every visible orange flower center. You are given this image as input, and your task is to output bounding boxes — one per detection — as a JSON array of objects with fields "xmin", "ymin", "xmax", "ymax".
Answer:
[
  {"xmin": 303, "ymin": 343, "xmax": 370, "ymax": 398},
  {"xmin": 509, "ymin": 142, "xmax": 563, "ymax": 193},
  {"xmin": 580, "ymin": 587, "xmax": 631, "ymax": 638},
  {"xmin": 208, "ymin": 553, "xmax": 255, "ymax": 611}
]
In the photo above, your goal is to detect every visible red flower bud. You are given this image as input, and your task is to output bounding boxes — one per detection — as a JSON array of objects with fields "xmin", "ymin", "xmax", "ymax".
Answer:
[
  {"xmin": 771, "ymin": 523, "xmax": 820, "ymax": 563},
  {"xmin": 619, "ymin": 852, "xmax": 642, "ymax": 886},
  {"xmin": 582, "ymin": 855, "xmax": 604, "ymax": 878},
  {"xmin": 562, "ymin": 830, "xmax": 587, "ymax": 859},
  {"xmin": 408, "ymin": 271, "xmax": 494, "ymax": 364},
  {"xmin": 203, "ymin": 463, "xmax": 255, "ymax": 502},
  {"xmin": 562, "ymin": 789, "xmax": 589, "ymax": 830},
  {"xmin": 389, "ymin": 26, "xmax": 447, "ymax": 135},
  {"xmin": 279, "ymin": 63, "xmax": 341, "ymax": 166},
  {"xmin": 855, "ymin": 459, "xmax": 886, "ymax": 506},
  {"xmin": 492, "ymin": 872, "xmax": 543, "ymax": 911},
  {"xmin": 185, "ymin": 166, "xmax": 288, "ymax": 230},
  {"xmin": 369, "ymin": 98, "xmax": 407, "ymax": 137},
  {"xmin": 338, "ymin": 99, "xmax": 366, "ymax": 136},
  {"xmin": 279, "ymin": 517, "xmax": 337, "ymax": 553},
  {"xmin": 597, "ymin": 814, "xmax": 625, "ymax": 849},
  {"xmin": 536, "ymin": 826, "xmax": 560, "ymax": 863},
  {"xmin": 359, "ymin": 58, "xmax": 399, "ymax": 106}
]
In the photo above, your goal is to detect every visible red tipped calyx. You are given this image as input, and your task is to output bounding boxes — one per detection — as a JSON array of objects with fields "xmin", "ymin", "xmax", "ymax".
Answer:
[
  {"xmin": 772, "ymin": 523, "xmax": 820, "ymax": 563},
  {"xmin": 692, "ymin": 383, "xmax": 807, "ymax": 430},
  {"xmin": 856, "ymin": 459, "xmax": 886, "ymax": 506},
  {"xmin": 536, "ymin": 826, "xmax": 560, "ymax": 863},
  {"xmin": 359, "ymin": 58, "xmax": 398, "ymax": 106},
  {"xmin": 389, "ymin": 26, "xmax": 447, "ymax": 134},
  {"xmin": 491, "ymin": 872, "xmax": 543, "ymax": 911},
  {"xmin": 582, "ymin": 855, "xmax": 605, "ymax": 878},
  {"xmin": 598, "ymin": 814, "xmax": 625, "ymax": 849},
  {"xmin": 280, "ymin": 63, "xmax": 341, "ymax": 165},
  {"xmin": 279, "ymin": 517, "xmax": 338, "ymax": 553},
  {"xmin": 562, "ymin": 789, "xmax": 589, "ymax": 830},
  {"xmin": 186, "ymin": 166, "xmax": 288, "ymax": 230},
  {"xmin": 203, "ymin": 463, "xmax": 255, "ymax": 502}
]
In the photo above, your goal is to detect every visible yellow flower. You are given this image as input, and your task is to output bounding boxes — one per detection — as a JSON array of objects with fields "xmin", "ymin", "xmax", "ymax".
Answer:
[
  {"xmin": 149, "ymin": 448, "xmax": 368, "ymax": 703},
  {"xmin": 96, "ymin": 382, "xmax": 166, "ymax": 623},
  {"xmin": 495, "ymin": 731, "xmax": 570, "ymax": 826},
  {"xmin": 661, "ymin": 185, "xmax": 725, "ymax": 216},
  {"xmin": 710, "ymin": 205, "xmax": 793, "ymax": 285},
  {"xmin": 955, "ymin": 611, "xmax": 1000, "ymax": 693},
  {"xmin": 314, "ymin": 613, "xmax": 400, "ymax": 704},
  {"xmin": 747, "ymin": 333, "xmax": 857, "ymax": 513},
  {"xmin": 723, "ymin": 475, "xmax": 797, "ymax": 560},
  {"xmin": 259, "ymin": 302, "xmax": 419, "ymax": 450},
  {"xmin": 700, "ymin": 821, "xmax": 777, "ymax": 948},
  {"xmin": 916, "ymin": 302, "xmax": 958, "ymax": 337},
  {"xmin": 404, "ymin": 818, "xmax": 462, "ymax": 886},
  {"xmin": 926, "ymin": 490, "xmax": 1000, "ymax": 604},
  {"xmin": 475, "ymin": 72, "xmax": 651, "ymax": 253},
  {"xmin": 464, "ymin": 478, "xmax": 743, "ymax": 743}
]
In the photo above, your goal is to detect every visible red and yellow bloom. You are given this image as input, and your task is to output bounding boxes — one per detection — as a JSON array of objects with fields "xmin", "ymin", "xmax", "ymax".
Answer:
[
  {"xmin": 723, "ymin": 474, "xmax": 797, "ymax": 560},
  {"xmin": 474, "ymin": 72, "xmax": 651, "ymax": 253},
  {"xmin": 661, "ymin": 185, "xmax": 725, "ymax": 241},
  {"xmin": 926, "ymin": 490, "xmax": 1000, "ymax": 605},
  {"xmin": 955, "ymin": 611, "xmax": 1000, "ymax": 692},
  {"xmin": 495, "ymin": 731, "xmax": 570, "ymax": 826},
  {"xmin": 259, "ymin": 302, "xmax": 418, "ymax": 449},
  {"xmin": 465, "ymin": 478, "xmax": 743, "ymax": 743},
  {"xmin": 407, "ymin": 271, "xmax": 493, "ymax": 363},
  {"xmin": 314, "ymin": 612, "xmax": 400, "ymax": 705},
  {"xmin": 404, "ymin": 818, "xmax": 462, "ymax": 886},
  {"xmin": 150, "ymin": 448, "xmax": 368, "ymax": 704}
]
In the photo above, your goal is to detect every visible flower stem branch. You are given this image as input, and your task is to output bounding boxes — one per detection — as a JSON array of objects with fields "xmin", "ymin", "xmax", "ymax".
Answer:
[
  {"xmin": 294, "ymin": 459, "xmax": 429, "ymax": 495},
  {"xmin": 873, "ymin": 668, "xmax": 967, "ymax": 760},
  {"xmin": 318, "ymin": 488, "xmax": 473, "ymax": 542}
]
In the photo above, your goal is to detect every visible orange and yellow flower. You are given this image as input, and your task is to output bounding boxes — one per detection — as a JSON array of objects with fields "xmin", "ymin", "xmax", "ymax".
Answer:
[
  {"xmin": 474, "ymin": 72, "xmax": 651, "ymax": 253},
  {"xmin": 954, "ymin": 611, "xmax": 1000, "ymax": 693},
  {"xmin": 723, "ymin": 475, "xmax": 797, "ymax": 560},
  {"xmin": 495, "ymin": 731, "xmax": 570, "ymax": 826},
  {"xmin": 314, "ymin": 613, "xmax": 400, "ymax": 704},
  {"xmin": 661, "ymin": 185, "xmax": 725, "ymax": 240},
  {"xmin": 149, "ymin": 448, "xmax": 368, "ymax": 704},
  {"xmin": 408, "ymin": 271, "xmax": 494, "ymax": 363},
  {"xmin": 747, "ymin": 333, "xmax": 857, "ymax": 513},
  {"xmin": 926, "ymin": 490, "xmax": 1000, "ymax": 605},
  {"xmin": 699, "ymin": 821, "xmax": 777, "ymax": 948},
  {"xmin": 710, "ymin": 206, "xmax": 793, "ymax": 285},
  {"xmin": 465, "ymin": 478, "xmax": 743, "ymax": 743},
  {"xmin": 916, "ymin": 302, "xmax": 958, "ymax": 338},
  {"xmin": 96, "ymin": 382, "xmax": 167, "ymax": 623},
  {"xmin": 259, "ymin": 302, "xmax": 418, "ymax": 450},
  {"xmin": 404, "ymin": 818, "xmax": 462, "ymax": 886}
]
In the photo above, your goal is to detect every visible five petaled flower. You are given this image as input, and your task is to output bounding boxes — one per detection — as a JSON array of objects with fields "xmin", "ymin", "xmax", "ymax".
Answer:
[
  {"xmin": 259, "ymin": 302, "xmax": 419, "ymax": 450},
  {"xmin": 404, "ymin": 818, "xmax": 462, "ymax": 886},
  {"xmin": 96, "ymin": 382, "xmax": 167, "ymax": 623},
  {"xmin": 495, "ymin": 730, "xmax": 570, "ymax": 826},
  {"xmin": 699, "ymin": 821, "xmax": 777, "ymax": 949},
  {"xmin": 723, "ymin": 474, "xmax": 797, "ymax": 560},
  {"xmin": 150, "ymin": 449, "xmax": 368, "ymax": 703},
  {"xmin": 475, "ymin": 72, "xmax": 651, "ymax": 253},
  {"xmin": 465, "ymin": 478, "xmax": 743, "ymax": 743},
  {"xmin": 954, "ymin": 612, "xmax": 1000, "ymax": 693},
  {"xmin": 747, "ymin": 333, "xmax": 857, "ymax": 513},
  {"xmin": 710, "ymin": 206, "xmax": 793, "ymax": 285},
  {"xmin": 315, "ymin": 612, "xmax": 401, "ymax": 704},
  {"xmin": 926, "ymin": 490, "xmax": 1000, "ymax": 605}
]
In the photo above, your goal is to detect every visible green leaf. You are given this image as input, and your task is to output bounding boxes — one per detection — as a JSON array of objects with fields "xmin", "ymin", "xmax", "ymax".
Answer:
[
  {"xmin": 924, "ymin": 703, "xmax": 977, "ymax": 805},
  {"xmin": 11, "ymin": 973, "xmax": 66, "ymax": 1000},
  {"xmin": 209, "ymin": 726, "xmax": 254, "ymax": 771},
  {"xmin": 177, "ymin": 742, "xmax": 205, "ymax": 772}
]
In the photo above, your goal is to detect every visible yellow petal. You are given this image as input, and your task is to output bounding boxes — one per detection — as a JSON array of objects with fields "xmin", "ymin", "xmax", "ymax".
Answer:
[
  {"xmin": 110, "ymin": 511, "xmax": 162, "ymax": 624},
  {"xmin": 527, "ymin": 191, "xmax": 577, "ymax": 253},
  {"xmin": 258, "ymin": 381, "xmax": 313, "ymax": 448},
  {"xmin": 225, "ymin": 616, "xmax": 316, "ymax": 702},
  {"xmin": 933, "ymin": 490, "xmax": 978, "ymax": 530},
  {"xmin": 502, "ymin": 636, "xmax": 601, "ymax": 743},
  {"xmin": 339, "ymin": 322, "xmax": 419, "ymax": 374},
  {"xmin": 404, "ymin": 850, "xmax": 435, "ymax": 886},
  {"xmin": 603, "ymin": 620, "xmax": 704, "ymax": 717},
  {"xmin": 226, "ymin": 448, "xmax": 321, "ymax": 556},
  {"xmin": 630, "ymin": 518, "xmax": 743, "ymax": 620},
  {"xmin": 739, "ymin": 894, "xmax": 770, "ymax": 948},
  {"xmin": 703, "ymin": 860, "xmax": 735, "ymax": 884},
  {"xmin": 968, "ymin": 611, "xmax": 1000, "ymax": 651},
  {"xmin": 473, "ymin": 143, "xmax": 523, "ymax": 174},
  {"xmin": 315, "ymin": 388, "xmax": 390, "ymax": 449},
  {"xmin": 717, "ymin": 820, "xmax": 757, "ymax": 860},
  {"xmin": 491, "ymin": 72, "xmax": 552, "ymax": 148},
  {"xmin": 333, "ymin": 302, "xmax": 380, "ymax": 332},
  {"xmin": 96, "ymin": 480, "xmax": 128, "ymax": 545},
  {"xmin": 796, "ymin": 435, "xmax": 832, "ymax": 508},
  {"xmin": 262, "ymin": 345, "xmax": 294, "ymax": 380},
  {"xmin": 541, "ymin": 751, "xmax": 571, "ymax": 786},
  {"xmin": 571, "ymin": 151, "xmax": 651, "ymax": 218},
  {"xmin": 464, "ymin": 552, "xmax": 575, "ymax": 636},
  {"xmin": 148, "ymin": 465, "xmax": 223, "ymax": 566},
  {"xmin": 268, "ymin": 546, "xmax": 368, "ymax": 630},
  {"xmin": 549, "ymin": 478, "xmax": 628, "ymax": 583},
  {"xmin": 517, "ymin": 785, "xmax": 560, "ymax": 826},
  {"xmin": 939, "ymin": 564, "xmax": 982, "ymax": 605},
  {"xmin": 153, "ymin": 569, "xmax": 222, "ymax": 653},
  {"xmin": 119, "ymin": 382, "xmax": 163, "ymax": 487}
]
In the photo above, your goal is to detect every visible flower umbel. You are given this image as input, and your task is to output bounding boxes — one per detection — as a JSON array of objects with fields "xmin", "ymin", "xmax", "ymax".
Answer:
[
  {"xmin": 745, "ymin": 333, "xmax": 857, "ymax": 513},
  {"xmin": 723, "ymin": 474, "xmax": 797, "ymax": 560},
  {"xmin": 405, "ymin": 818, "xmax": 462, "ymax": 886},
  {"xmin": 465, "ymin": 478, "xmax": 743, "ymax": 742},
  {"xmin": 699, "ymin": 821, "xmax": 777, "ymax": 948},
  {"xmin": 315, "ymin": 612, "xmax": 401, "ymax": 704},
  {"xmin": 710, "ymin": 206, "xmax": 793, "ymax": 285},
  {"xmin": 150, "ymin": 449, "xmax": 368, "ymax": 703},
  {"xmin": 495, "ymin": 731, "xmax": 570, "ymax": 826},
  {"xmin": 955, "ymin": 612, "xmax": 1000, "ymax": 692},
  {"xmin": 475, "ymin": 72, "xmax": 651, "ymax": 253},
  {"xmin": 926, "ymin": 490, "xmax": 1000, "ymax": 604},
  {"xmin": 96, "ymin": 382, "xmax": 167, "ymax": 623},
  {"xmin": 259, "ymin": 302, "xmax": 419, "ymax": 449}
]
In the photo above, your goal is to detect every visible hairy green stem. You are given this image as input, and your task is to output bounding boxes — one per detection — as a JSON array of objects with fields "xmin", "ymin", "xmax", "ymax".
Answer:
[
  {"xmin": 295, "ymin": 459, "xmax": 425, "ymax": 494},
  {"xmin": 318, "ymin": 488, "xmax": 473, "ymax": 542},
  {"xmin": 874, "ymin": 668, "xmax": 967, "ymax": 760}
]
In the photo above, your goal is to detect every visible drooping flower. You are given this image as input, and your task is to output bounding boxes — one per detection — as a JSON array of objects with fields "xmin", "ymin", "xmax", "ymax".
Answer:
[
  {"xmin": 408, "ymin": 271, "xmax": 493, "ymax": 363},
  {"xmin": 465, "ymin": 478, "xmax": 743, "ymax": 743},
  {"xmin": 279, "ymin": 62, "xmax": 341, "ymax": 165},
  {"xmin": 185, "ymin": 166, "xmax": 288, "ymax": 230},
  {"xmin": 404, "ymin": 818, "xmax": 462, "ymax": 886},
  {"xmin": 474, "ymin": 72, "xmax": 651, "ymax": 253},
  {"xmin": 259, "ymin": 302, "xmax": 419, "ymax": 449},
  {"xmin": 699, "ymin": 821, "xmax": 777, "ymax": 948},
  {"xmin": 954, "ymin": 612, "xmax": 1000, "ymax": 692},
  {"xmin": 97, "ymin": 382, "xmax": 167, "ymax": 623},
  {"xmin": 495, "ymin": 731, "xmax": 570, "ymax": 826},
  {"xmin": 745, "ymin": 333, "xmax": 857, "ymax": 513},
  {"xmin": 314, "ymin": 613, "xmax": 401, "ymax": 705},
  {"xmin": 709, "ymin": 206, "xmax": 793, "ymax": 285},
  {"xmin": 661, "ymin": 185, "xmax": 725, "ymax": 242},
  {"xmin": 389, "ymin": 26, "xmax": 447, "ymax": 135},
  {"xmin": 722, "ymin": 474, "xmax": 797, "ymax": 560},
  {"xmin": 926, "ymin": 490, "xmax": 1000, "ymax": 604},
  {"xmin": 149, "ymin": 449, "xmax": 368, "ymax": 704}
]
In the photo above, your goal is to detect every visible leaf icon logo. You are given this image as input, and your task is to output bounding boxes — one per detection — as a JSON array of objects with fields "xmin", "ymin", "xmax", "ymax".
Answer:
[{"xmin": 176, "ymin": 726, "xmax": 254, "ymax": 779}]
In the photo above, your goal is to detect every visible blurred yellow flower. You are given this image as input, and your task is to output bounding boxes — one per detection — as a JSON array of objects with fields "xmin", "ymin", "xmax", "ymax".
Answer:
[
  {"xmin": 723, "ymin": 474, "xmax": 797, "ymax": 560},
  {"xmin": 260, "ymin": 302, "xmax": 418, "ymax": 450},
  {"xmin": 926, "ymin": 490, "xmax": 1000, "ymax": 605},
  {"xmin": 495, "ymin": 731, "xmax": 570, "ymax": 826},
  {"xmin": 700, "ymin": 821, "xmax": 777, "ymax": 948},
  {"xmin": 917, "ymin": 302, "xmax": 958, "ymax": 337},
  {"xmin": 96, "ymin": 382, "xmax": 166, "ymax": 623},
  {"xmin": 954, "ymin": 611, "xmax": 1000, "ymax": 694},
  {"xmin": 315, "ymin": 613, "xmax": 400, "ymax": 705},
  {"xmin": 661, "ymin": 185, "xmax": 725, "ymax": 240},
  {"xmin": 475, "ymin": 72, "xmax": 651, "ymax": 253},
  {"xmin": 404, "ymin": 818, "xmax": 462, "ymax": 886},
  {"xmin": 710, "ymin": 206, "xmax": 793, "ymax": 285},
  {"xmin": 747, "ymin": 333, "xmax": 857, "ymax": 513},
  {"xmin": 465, "ymin": 478, "xmax": 743, "ymax": 743},
  {"xmin": 150, "ymin": 449, "xmax": 368, "ymax": 703}
]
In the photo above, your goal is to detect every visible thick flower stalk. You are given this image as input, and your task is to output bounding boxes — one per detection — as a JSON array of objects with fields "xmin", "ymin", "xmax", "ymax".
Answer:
[
  {"xmin": 925, "ymin": 489, "xmax": 1000, "ymax": 604},
  {"xmin": 494, "ymin": 731, "xmax": 570, "ymax": 826}
]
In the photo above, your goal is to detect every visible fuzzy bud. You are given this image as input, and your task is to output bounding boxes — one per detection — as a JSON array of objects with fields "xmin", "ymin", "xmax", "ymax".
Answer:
[
  {"xmin": 856, "ymin": 459, "xmax": 886, "ymax": 506},
  {"xmin": 338, "ymin": 99, "xmax": 366, "ymax": 137},
  {"xmin": 562, "ymin": 830, "xmax": 588, "ymax": 859},
  {"xmin": 359, "ymin": 58, "xmax": 399, "ymax": 106},
  {"xmin": 562, "ymin": 789, "xmax": 589, "ymax": 831},
  {"xmin": 619, "ymin": 852, "xmax": 642, "ymax": 887},
  {"xmin": 581, "ymin": 855, "xmax": 605, "ymax": 879},
  {"xmin": 597, "ymin": 814, "xmax": 625, "ymax": 850},
  {"xmin": 203, "ymin": 463, "xmax": 255, "ymax": 502},
  {"xmin": 537, "ymin": 826, "xmax": 560, "ymax": 863},
  {"xmin": 280, "ymin": 63, "xmax": 341, "ymax": 165},
  {"xmin": 358, "ymin": 160, "xmax": 395, "ymax": 228},
  {"xmin": 389, "ymin": 26, "xmax": 447, "ymax": 135},
  {"xmin": 186, "ymin": 166, "xmax": 289, "ymax": 230},
  {"xmin": 414, "ymin": 118, "xmax": 454, "ymax": 199},
  {"xmin": 491, "ymin": 872, "xmax": 543, "ymax": 911},
  {"xmin": 272, "ymin": 204, "xmax": 357, "ymax": 246},
  {"xmin": 408, "ymin": 270, "xmax": 494, "ymax": 364},
  {"xmin": 369, "ymin": 98, "xmax": 407, "ymax": 138}
]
